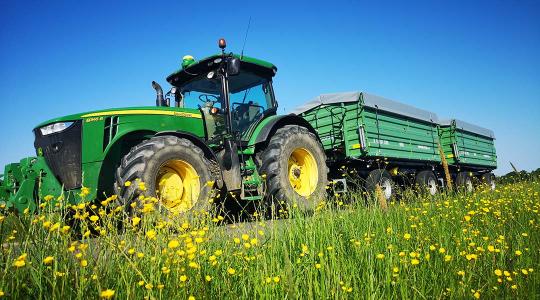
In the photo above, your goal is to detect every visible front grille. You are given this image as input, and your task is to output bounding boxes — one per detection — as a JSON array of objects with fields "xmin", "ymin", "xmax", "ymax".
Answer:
[{"xmin": 34, "ymin": 120, "xmax": 82, "ymax": 190}]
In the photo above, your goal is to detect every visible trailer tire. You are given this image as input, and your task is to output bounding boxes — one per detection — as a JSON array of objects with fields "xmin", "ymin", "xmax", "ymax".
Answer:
[
  {"xmin": 415, "ymin": 170, "xmax": 438, "ymax": 196},
  {"xmin": 481, "ymin": 173, "xmax": 496, "ymax": 190},
  {"xmin": 365, "ymin": 169, "xmax": 394, "ymax": 200},
  {"xmin": 456, "ymin": 172, "xmax": 473, "ymax": 193},
  {"xmin": 259, "ymin": 125, "xmax": 328, "ymax": 214},
  {"xmin": 114, "ymin": 136, "xmax": 216, "ymax": 215}
]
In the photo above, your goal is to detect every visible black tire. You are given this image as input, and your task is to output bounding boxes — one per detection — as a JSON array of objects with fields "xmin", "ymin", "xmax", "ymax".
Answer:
[
  {"xmin": 259, "ymin": 125, "xmax": 328, "ymax": 213},
  {"xmin": 415, "ymin": 170, "xmax": 438, "ymax": 196},
  {"xmin": 114, "ymin": 136, "xmax": 216, "ymax": 215},
  {"xmin": 481, "ymin": 173, "xmax": 496, "ymax": 190},
  {"xmin": 365, "ymin": 169, "xmax": 394, "ymax": 200},
  {"xmin": 456, "ymin": 171, "xmax": 473, "ymax": 193}
]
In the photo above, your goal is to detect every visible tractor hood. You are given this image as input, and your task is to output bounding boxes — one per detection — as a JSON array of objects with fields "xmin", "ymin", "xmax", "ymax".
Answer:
[{"xmin": 34, "ymin": 106, "xmax": 202, "ymax": 130}]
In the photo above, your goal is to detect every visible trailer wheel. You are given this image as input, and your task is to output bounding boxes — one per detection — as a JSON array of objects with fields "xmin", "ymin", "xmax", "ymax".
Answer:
[
  {"xmin": 259, "ymin": 125, "xmax": 328, "ymax": 213},
  {"xmin": 415, "ymin": 171, "xmax": 438, "ymax": 196},
  {"xmin": 114, "ymin": 136, "xmax": 216, "ymax": 215},
  {"xmin": 365, "ymin": 169, "xmax": 394, "ymax": 200},
  {"xmin": 482, "ymin": 173, "xmax": 496, "ymax": 190},
  {"xmin": 456, "ymin": 172, "xmax": 473, "ymax": 193}
]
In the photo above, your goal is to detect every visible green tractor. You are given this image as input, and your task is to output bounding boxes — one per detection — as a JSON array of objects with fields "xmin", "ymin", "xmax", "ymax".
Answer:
[{"xmin": 0, "ymin": 39, "xmax": 328, "ymax": 215}]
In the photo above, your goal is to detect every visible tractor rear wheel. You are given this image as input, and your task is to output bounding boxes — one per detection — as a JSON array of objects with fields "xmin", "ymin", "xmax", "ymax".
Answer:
[
  {"xmin": 365, "ymin": 169, "xmax": 394, "ymax": 200},
  {"xmin": 456, "ymin": 171, "xmax": 473, "ymax": 193},
  {"xmin": 415, "ymin": 170, "xmax": 438, "ymax": 196},
  {"xmin": 259, "ymin": 125, "xmax": 328, "ymax": 214},
  {"xmin": 114, "ymin": 136, "xmax": 216, "ymax": 215}
]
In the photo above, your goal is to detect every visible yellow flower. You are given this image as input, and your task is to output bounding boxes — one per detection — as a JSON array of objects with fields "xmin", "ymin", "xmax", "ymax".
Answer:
[
  {"xmin": 376, "ymin": 253, "xmax": 385, "ymax": 259},
  {"xmin": 43, "ymin": 256, "xmax": 54, "ymax": 265},
  {"xmin": 80, "ymin": 187, "xmax": 90, "ymax": 197},
  {"xmin": 444, "ymin": 255, "xmax": 452, "ymax": 262},
  {"xmin": 100, "ymin": 289, "xmax": 115, "ymax": 299},
  {"xmin": 457, "ymin": 270, "xmax": 465, "ymax": 276},
  {"xmin": 146, "ymin": 230, "xmax": 157, "ymax": 240},
  {"xmin": 188, "ymin": 296, "xmax": 196, "ymax": 300},
  {"xmin": 180, "ymin": 275, "xmax": 188, "ymax": 282},
  {"xmin": 205, "ymin": 275, "xmax": 212, "ymax": 282},
  {"xmin": 227, "ymin": 267, "xmax": 236, "ymax": 275},
  {"xmin": 487, "ymin": 245, "xmax": 495, "ymax": 252},
  {"xmin": 124, "ymin": 181, "xmax": 132, "ymax": 187},
  {"xmin": 464, "ymin": 215, "xmax": 471, "ymax": 222},
  {"xmin": 273, "ymin": 276, "xmax": 280, "ymax": 283},
  {"xmin": 89, "ymin": 215, "xmax": 99, "ymax": 222},
  {"xmin": 13, "ymin": 253, "xmax": 27, "ymax": 268},
  {"xmin": 438, "ymin": 247, "xmax": 446, "ymax": 254},
  {"xmin": 473, "ymin": 291, "xmax": 480, "ymax": 299},
  {"xmin": 315, "ymin": 263, "xmax": 321, "ymax": 269},
  {"xmin": 0, "ymin": 290, "xmax": 4, "ymax": 297},
  {"xmin": 521, "ymin": 269, "xmax": 529, "ymax": 275},
  {"xmin": 132, "ymin": 217, "xmax": 141, "ymax": 226},
  {"xmin": 168, "ymin": 240, "xmax": 180, "ymax": 249},
  {"xmin": 515, "ymin": 250, "xmax": 522, "ymax": 256},
  {"xmin": 13, "ymin": 260, "xmax": 25, "ymax": 268},
  {"xmin": 411, "ymin": 259, "xmax": 420, "ymax": 265},
  {"xmin": 80, "ymin": 260, "xmax": 88, "ymax": 267},
  {"xmin": 466, "ymin": 254, "xmax": 478, "ymax": 260},
  {"xmin": 403, "ymin": 233, "xmax": 411, "ymax": 240},
  {"xmin": 494, "ymin": 269, "xmax": 502, "ymax": 276}
]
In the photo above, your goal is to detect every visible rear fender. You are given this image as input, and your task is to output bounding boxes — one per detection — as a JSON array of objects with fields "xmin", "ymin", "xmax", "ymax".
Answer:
[{"xmin": 247, "ymin": 114, "xmax": 321, "ymax": 149}]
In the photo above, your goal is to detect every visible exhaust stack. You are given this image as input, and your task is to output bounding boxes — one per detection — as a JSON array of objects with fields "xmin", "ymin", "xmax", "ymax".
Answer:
[{"xmin": 152, "ymin": 81, "xmax": 165, "ymax": 106}]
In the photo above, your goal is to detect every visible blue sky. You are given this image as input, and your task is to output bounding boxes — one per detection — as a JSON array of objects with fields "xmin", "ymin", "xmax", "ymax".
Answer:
[{"xmin": 1, "ymin": 0, "xmax": 539, "ymax": 175}]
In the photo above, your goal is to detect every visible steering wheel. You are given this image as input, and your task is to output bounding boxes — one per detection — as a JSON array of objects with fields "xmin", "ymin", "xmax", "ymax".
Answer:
[{"xmin": 198, "ymin": 94, "xmax": 219, "ymax": 104}]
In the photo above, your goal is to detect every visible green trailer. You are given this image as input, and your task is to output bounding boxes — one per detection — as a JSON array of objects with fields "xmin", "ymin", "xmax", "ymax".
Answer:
[
  {"xmin": 293, "ymin": 92, "xmax": 441, "ymax": 163},
  {"xmin": 438, "ymin": 119, "xmax": 497, "ymax": 189},
  {"xmin": 294, "ymin": 92, "xmax": 496, "ymax": 197},
  {"xmin": 438, "ymin": 119, "xmax": 497, "ymax": 168}
]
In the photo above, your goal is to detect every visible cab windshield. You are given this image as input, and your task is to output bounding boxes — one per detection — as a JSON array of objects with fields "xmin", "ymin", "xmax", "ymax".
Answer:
[{"xmin": 179, "ymin": 71, "xmax": 275, "ymax": 139}]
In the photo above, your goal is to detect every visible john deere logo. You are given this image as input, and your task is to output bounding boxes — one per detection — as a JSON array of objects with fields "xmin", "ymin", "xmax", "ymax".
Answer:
[{"xmin": 37, "ymin": 148, "xmax": 43, "ymax": 156}]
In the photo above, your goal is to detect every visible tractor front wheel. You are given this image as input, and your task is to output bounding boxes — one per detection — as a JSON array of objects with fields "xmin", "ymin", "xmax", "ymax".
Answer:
[
  {"xmin": 114, "ymin": 136, "xmax": 216, "ymax": 215},
  {"xmin": 259, "ymin": 125, "xmax": 328, "ymax": 214}
]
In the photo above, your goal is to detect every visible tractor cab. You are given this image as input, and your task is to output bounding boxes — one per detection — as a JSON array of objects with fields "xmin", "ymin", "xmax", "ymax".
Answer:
[{"xmin": 165, "ymin": 42, "xmax": 278, "ymax": 143}]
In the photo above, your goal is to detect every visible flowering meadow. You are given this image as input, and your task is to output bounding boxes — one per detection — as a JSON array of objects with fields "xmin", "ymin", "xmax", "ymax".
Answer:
[{"xmin": 0, "ymin": 180, "xmax": 539, "ymax": 299}]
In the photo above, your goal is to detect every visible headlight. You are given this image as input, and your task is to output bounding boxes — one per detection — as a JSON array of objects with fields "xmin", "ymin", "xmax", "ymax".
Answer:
[{"xmin": 40, "ymin": 122, "xmax": 74, "ymax": 135}]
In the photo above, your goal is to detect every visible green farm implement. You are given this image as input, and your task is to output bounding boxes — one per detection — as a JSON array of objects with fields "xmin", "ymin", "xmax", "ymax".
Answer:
[{"xmin": 0, "ymin": 39, "xmax": 497, "ymax": 215}]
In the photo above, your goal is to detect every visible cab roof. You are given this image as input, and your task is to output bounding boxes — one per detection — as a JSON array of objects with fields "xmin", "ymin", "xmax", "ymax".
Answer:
[{"xmin": 166, "ymin": 54, "xmax": 277, "ymax": 87}]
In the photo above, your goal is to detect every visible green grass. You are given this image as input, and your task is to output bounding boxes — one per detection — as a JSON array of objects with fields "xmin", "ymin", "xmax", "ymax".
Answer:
[{"xmin": 1, "ymin": 181, "xmax": 539, "ymax": 299}]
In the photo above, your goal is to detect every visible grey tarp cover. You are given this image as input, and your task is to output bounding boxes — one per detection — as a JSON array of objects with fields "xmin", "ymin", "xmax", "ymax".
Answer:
[
  {"xmin": 291, "ymin": 91, "xmax": 439, "ymax": 123},
  {"xmin": 439, "ymin": 119, "xmax": 495, "ymax": 139}
]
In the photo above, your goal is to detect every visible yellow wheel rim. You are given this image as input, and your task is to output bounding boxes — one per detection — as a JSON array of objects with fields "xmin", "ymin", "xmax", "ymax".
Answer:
[
  {"xmin": 157, "ymin": 159, "xmax": 200, "ymax": 213},
  {"xmin": 288, "ymin": 148, "xmax": 318, "ymax": 197}
]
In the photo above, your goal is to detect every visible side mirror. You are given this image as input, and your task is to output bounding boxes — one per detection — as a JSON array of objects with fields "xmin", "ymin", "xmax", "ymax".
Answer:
[{"xmin": 227, "ymin": 57, "xmax": 240, "ymax": 76}]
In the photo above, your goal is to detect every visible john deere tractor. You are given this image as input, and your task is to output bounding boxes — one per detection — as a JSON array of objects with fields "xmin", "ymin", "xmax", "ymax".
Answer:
[{"xmin": 0, "ymin": 39, "xmax": 328, "ymax": 215}]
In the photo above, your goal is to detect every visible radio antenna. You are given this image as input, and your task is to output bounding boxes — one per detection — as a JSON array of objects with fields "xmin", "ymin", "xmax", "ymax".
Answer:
[{"xmin": 240, "ymin": 16, "xmax": 251, "ymax": 59}]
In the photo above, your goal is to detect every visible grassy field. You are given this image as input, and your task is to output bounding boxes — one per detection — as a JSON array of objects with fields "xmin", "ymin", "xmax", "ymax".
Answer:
[{"xmin": 1, "ymin": 180, "xmax": 539, "ymax": 299}]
